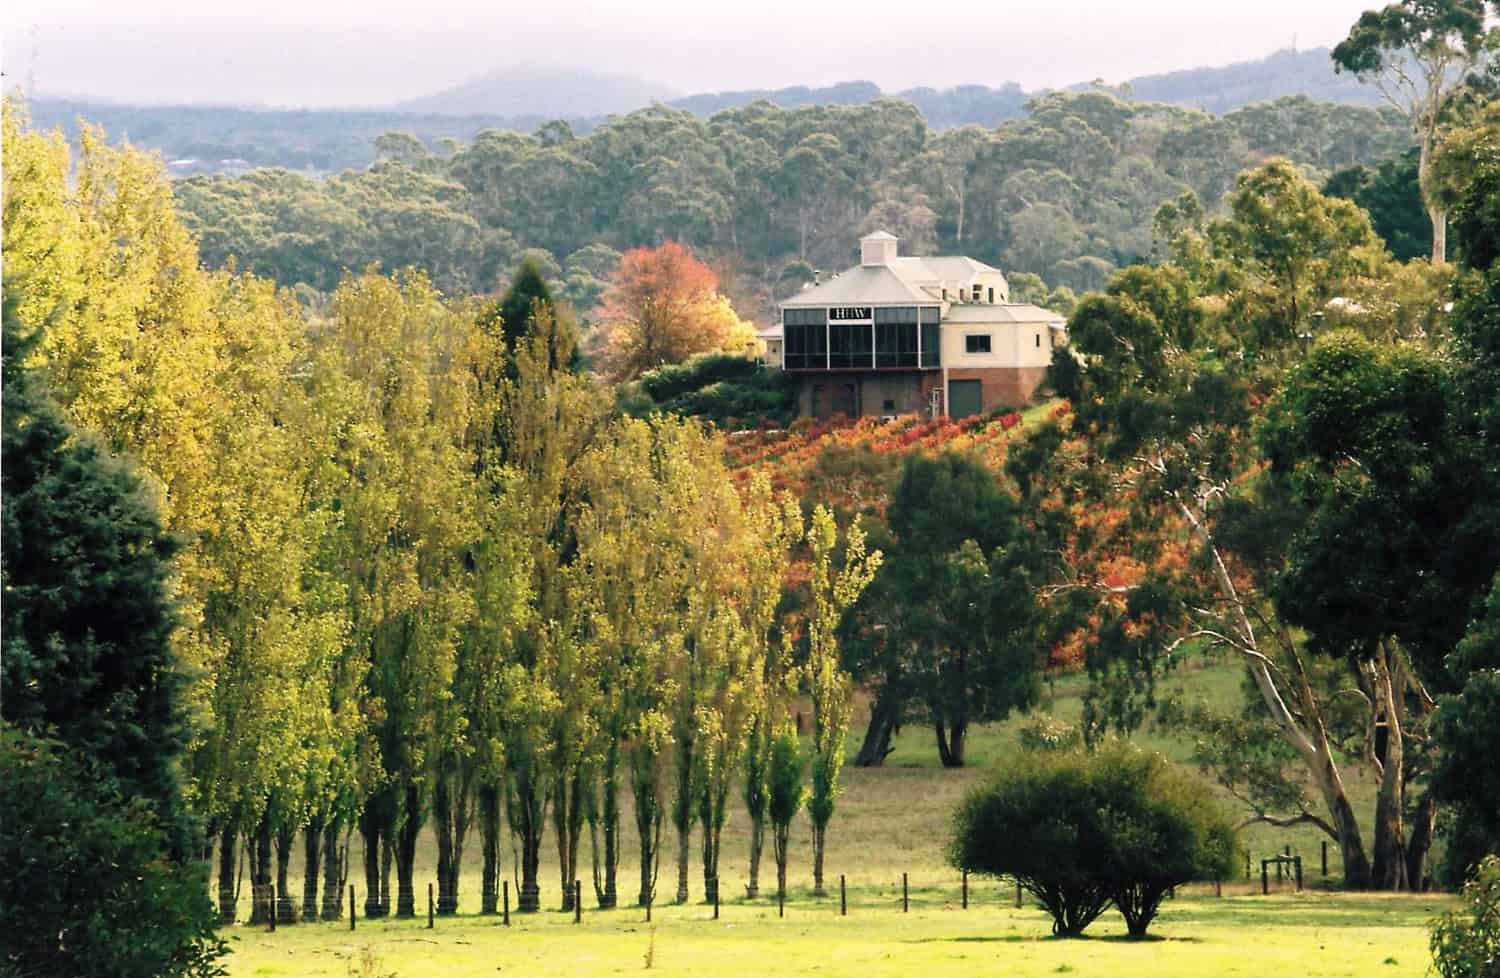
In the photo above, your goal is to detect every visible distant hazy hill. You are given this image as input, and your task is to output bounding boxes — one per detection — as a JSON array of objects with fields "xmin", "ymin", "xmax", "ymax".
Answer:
[
  {"xmin": 1110, "ymin": 47, "xmax": 1382, "ymax": 113},
  {"xmin": 19, "ymin": 46, "xmax": 1392, "ymax": 177},
  {"xmin": 397, "ymin": 67, "xmax": 678, "ymax": 118},
  {"xmin": 20, "ymin": 98, "xmax": 538, "ymax": 174},
  {"xmin": 668, "ymin": 48, "xmax": 1376, "ymax": 124}
]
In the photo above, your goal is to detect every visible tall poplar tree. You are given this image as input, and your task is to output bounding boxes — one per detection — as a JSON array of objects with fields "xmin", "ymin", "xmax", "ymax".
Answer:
[
  {"xmin": 315, "ymin": 270, "xmax": 481, "ymax": 919},
  {"xmin": 496, "ymin": 310, "xmax": 605, "ymax": 911},
  {"xmin": 805, "ymin": 507, "xmax": 881, "ymax": 896}
]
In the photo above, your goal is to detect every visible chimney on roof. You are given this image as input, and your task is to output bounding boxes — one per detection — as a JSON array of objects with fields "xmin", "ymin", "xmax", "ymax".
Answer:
[{"xmin": 860, "ymin": 230, "xmax": 898, "ymax": 267}]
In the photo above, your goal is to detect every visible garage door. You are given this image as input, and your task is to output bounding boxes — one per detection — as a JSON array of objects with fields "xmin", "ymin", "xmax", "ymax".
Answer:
[{"xmin": 948, "ymin": 379, "xmax": 982, "ymax": 419}]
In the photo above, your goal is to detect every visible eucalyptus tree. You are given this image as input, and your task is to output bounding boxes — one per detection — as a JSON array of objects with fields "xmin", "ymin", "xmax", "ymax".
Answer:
[
  {"xmin": 1261, "ymin": 131, "xmax": 1500, "ymax": 886},
  {"xmin": 914, "ymin": 125, "xmax": 990, "ymax": 248},
  {"xmin": 1257, "ymin": 330, "xmax": 1485, "ymax": 887},
  {"xmin": 849, "ymin": 453, "xmax": 1045, "ymax": 769},
  {"xmin": 1014, "ymin": 160, "xmax": 1451, "ymax": 889},
  {"xmin": 1333, "ymin": 0, "xmax": 1497, "ymax": 263}
]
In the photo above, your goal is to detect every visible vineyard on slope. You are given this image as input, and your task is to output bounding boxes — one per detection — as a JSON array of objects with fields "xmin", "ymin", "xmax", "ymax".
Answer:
[{"xmin": 725, "ymin": 402, "xmax": 1068, "ymax": 512}]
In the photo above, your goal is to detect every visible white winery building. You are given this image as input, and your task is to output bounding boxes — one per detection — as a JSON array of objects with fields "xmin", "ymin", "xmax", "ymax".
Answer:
[{"xmin": 761, "ymin": 231, "xmax": 1066, "ymax": 419}]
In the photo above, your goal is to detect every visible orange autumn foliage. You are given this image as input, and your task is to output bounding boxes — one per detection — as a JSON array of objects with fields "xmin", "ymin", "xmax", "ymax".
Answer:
[{"xmin": 593, "ymin": 241, "xmax": 755, "ymax": 381}]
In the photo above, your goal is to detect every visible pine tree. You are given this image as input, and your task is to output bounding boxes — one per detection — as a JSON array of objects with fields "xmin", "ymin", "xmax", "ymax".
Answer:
[
  {"xmin": 1, "ymin": 286, "xmax": 223, "ymax": 976},
  {"xmin": 1, "ymin": 288, "xmax": 190, "ymax": 851}
]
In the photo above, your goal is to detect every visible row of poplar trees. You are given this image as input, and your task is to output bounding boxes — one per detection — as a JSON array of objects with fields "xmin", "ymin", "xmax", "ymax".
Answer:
[{"xmin": 2, "ymin": 104, "xmax": 879, "ymax": 925}]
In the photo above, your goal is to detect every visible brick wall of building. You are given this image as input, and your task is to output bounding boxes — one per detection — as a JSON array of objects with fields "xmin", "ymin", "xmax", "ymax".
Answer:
[
  {"xmin": 794, "ymin": 372, "xmax": 938, "ymax": 418},
  {"xmin": 943, "ymin": 366, "xmax": 1050, "ymax": 414},
  {"xmin": 791, "ymin": 367, "xmax": 1047, "ymax": 419}
]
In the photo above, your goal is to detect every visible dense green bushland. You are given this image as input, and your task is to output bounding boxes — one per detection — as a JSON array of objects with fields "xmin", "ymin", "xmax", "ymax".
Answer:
[{"xmin": 169, "ymin": 93, "xmax": 1411, "ymax": 311}]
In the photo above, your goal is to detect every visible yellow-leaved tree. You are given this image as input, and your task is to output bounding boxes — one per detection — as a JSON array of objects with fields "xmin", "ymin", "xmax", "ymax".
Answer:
[{"xmin": 2, "ymin": 104, "xmax": 369, "ymax": 928}]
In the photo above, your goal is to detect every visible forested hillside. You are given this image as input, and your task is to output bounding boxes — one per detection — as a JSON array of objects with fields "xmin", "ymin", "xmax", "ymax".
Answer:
[
  {"xmin": 171, "ymin": 93, "xmax": 1410, "ymax": 318},
  {"xmin": 20, "ymin": 46, "xmax": 1391, "ymax": 178}
]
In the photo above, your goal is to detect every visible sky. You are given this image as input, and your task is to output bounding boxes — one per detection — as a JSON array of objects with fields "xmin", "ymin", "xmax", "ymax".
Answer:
[{"xmin": 2, "ymin": 0, "xmax": 1377, "ymax": 108}]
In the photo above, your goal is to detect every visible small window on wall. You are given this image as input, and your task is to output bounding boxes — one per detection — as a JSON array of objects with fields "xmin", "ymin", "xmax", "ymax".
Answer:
[
  {"xmin": 966, "ymin": 334, "xmax": 992, "ymax": 354},
  {"xmin": 988, "ymin": 287, "xmax": 994, "ymax": 303},
  {"xmin": 1035, "ymin": 333, "xmax": 1042, "ymax": 348},
  {"xmin": 972, "ymin": 286, "xmax": 983, "ymax": 301},
  {"xmin": 882, "ymin": 399, "xmax": 896, "ymax": 412}
]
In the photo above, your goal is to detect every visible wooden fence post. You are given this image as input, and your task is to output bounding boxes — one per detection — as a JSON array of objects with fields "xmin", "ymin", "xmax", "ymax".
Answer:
[
  {"xmin": 349, "ymin": 885, "xmax": 355, "ymax": 932},
  {"xmin": 840, "ymin": 875, "xmax": 846, "ymax": 916},
  {"xmin": 574, "ymin": 881, "xmax": 582, "ymax": 923},
  {"xmin": 503, "ymin": 880, "xmax": 510, "ymax": 926},
  {"xmin": 1295, "ymin": 856, "xmax": 1303, "ymax": 892},
  {"xmin": 1321, "ymin": 841, "xmax": 1328, "ymax": 878},
  {"xmin": 902, "ymin": 872, "xmax": 908, "ymax": 913},
  {"xmin": 962, "ymin": 871, "xmax": 968, "ymax": 909},
  {"xmin": 269, "ymin": 884, "xmax": 276, "ymax": 933},
  {"xmin": 1262, "ymin": 860, "xmax": 1269, "ymax": 895},
  {"xmin": 428, "ymin": 883, "xmax": 434, "ymax": 929}
]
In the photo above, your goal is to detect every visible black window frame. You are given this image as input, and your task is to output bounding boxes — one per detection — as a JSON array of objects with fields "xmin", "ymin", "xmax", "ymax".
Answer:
[
  {"xmin": 783, "ymin": 307, "xmax": 828, "ymax": 370},
  {"xmin": 919, "ymin": 307, "xmax": 942, "ymax": 367},
  {"xmin": 874, "ymin": 306, "xmax": 919, "ymax": 368},
  {"xmin": 965, "ymin": 333, "xmax": 992, "ymax": 354},
  {"xmin": 828, "ymin": 323, "xmax": 874, "ymax": 369}
]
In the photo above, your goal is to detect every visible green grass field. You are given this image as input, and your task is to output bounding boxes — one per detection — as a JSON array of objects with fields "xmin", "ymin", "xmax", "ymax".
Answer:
[
  {"xmin": 219, "ymin": 658, "xmax": 1449, "ymax": 977},
  {"xmin": 224, "ymin": 890, "xmax": 1448, "ymax": 978}
]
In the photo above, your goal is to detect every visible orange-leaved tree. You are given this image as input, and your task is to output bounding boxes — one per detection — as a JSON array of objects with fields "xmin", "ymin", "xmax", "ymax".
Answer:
[{"xmin": 593, "ymin": 241, "xmax": 756, "ymax": 381}]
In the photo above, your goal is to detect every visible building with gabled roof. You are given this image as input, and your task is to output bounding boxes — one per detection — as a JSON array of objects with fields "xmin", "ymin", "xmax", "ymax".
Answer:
[{"xmin": 761, "ymin": 231, "xmax": 1066, "ymax": 419}]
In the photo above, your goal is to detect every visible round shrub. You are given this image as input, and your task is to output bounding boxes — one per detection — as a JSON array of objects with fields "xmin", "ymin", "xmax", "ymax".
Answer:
[{"xmin": 949, "ymin": 742, "xmax": 1235, "ymax": 938}]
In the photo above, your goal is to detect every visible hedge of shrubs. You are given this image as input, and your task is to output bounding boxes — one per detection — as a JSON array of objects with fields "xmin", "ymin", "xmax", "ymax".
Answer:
[{"xmin": 620, "ymin": 353, "xmax": 797, "ymax": 429}]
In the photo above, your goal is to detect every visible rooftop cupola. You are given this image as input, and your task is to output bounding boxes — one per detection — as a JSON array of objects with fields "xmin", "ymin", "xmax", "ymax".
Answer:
[{"xmin": 860, "ymin": 230, "xmax": 898, "ymax": 267}]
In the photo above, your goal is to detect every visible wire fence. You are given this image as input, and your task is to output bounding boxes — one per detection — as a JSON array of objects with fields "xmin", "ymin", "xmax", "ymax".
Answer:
[{"xmin": 221, "ymin": 858, "xmax": 1316, "ymax": 934}]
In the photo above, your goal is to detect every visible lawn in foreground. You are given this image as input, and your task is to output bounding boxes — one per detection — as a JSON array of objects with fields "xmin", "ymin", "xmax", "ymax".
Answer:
[{"xmin": 222, "ymin": 889, "xmax": 1448, "ymax": 978}]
